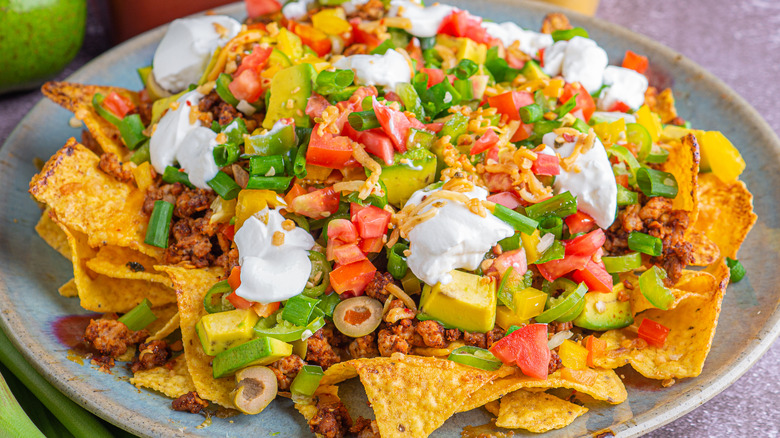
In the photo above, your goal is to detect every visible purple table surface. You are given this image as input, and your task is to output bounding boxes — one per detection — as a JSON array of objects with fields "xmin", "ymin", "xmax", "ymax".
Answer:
[{"xmin": 0, "ymin": 0, "xmax": 778, "ymax": 436}]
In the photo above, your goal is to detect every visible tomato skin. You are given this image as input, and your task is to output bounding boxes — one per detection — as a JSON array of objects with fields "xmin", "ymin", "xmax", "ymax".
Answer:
[
  {"xmin": 565, "ymin": 211, "xmax": 596, "ymax": 235},
  {"xmin": 359, "ymin": 236, "xmax": 384, "ymax": 253},
  {"xmin": 330, "ymin": 259, "xmax": 377, "ymax": 295},
  {"xmin": 571, "ymin": 259, "xmax": 613, "ymax": 293},
  {"xmin": 637, "ymin": 318, "xmax": 669, "ymax": 347},
  {"xmin": 615, "ymin": 174, "xmax": 629, "ymax": 188},
  {"xmin": 227, "ymin": 292, "xmax": 253, "ymax": 309},
  {"xmin": 608, "ymin": 101, "xmax": 632, "ymax": 113},
  {"xmin": 343, "ymin": 124, "xmax": 395, "ymax": 165},
  {"xmin": 420, "ymin": 68, "xmax": 445, "ymax": 87},
  {"xmin": 584, "ymin": 335, "xmax": 606, "ymax": 367},
  {"xmin": 564, "ymin": 229, "xmax": 606, "ymax": 257},
  {"xmin": 470, "ymin": 128, "xmax": 499, "ymax": 155},
  {"xmin": 331, "ymin": 242, "xmax": 368, "ymax": 265},
  {"xmin": 510, "ymin": 122, "xmax": 533, "ymax": 142},
  {"xmin": 354, "ymin": 204, "xmax": 391, "ymax": 238},
  {"xmin": 306, "ymin": 125, "xmax": 355, "ymax": 168},
  {"xmin": 488, "ymin": 91, "xmax": 534, "ymax": 121},
  {"xmin": 437, "ymin": 10, "xmax": 494, "ymax": 45},
  {"xmin": 103, "ymin": 92, "xmax": 135, "ymax": 118},
  {"xmin": 490, "ymin": 323, "xmax": 550, "ymax": 380},
  {"xmin": 327, "ymin": 218, "xmax": 359, "ymax": 243},
  {"xmin": 490, "ymin": 248, "xmax": 527, "ymax": 279},
  {"xmin": 306, "ymin": 93, "xmax": 330, "ymax": 119},
  {"xmin": 487, "ymin": 192, "xmax": 521, "ymax": 210},
  {"xmin": 290, "ymin": 187, "xmax": 341, "ymax": 219},
  {"xmin": 530, "ymin": 153, "xmax": 560, "ymax": 176},
  {"xmin": 372, "ymin": 98, "xmax": 415, "ymax": 152},
  {"xmin": 622, "ymin": 50, "xmax": 649, "ymax": 74},
  {"xmin": 350, "ymin": 18, "xmax": 382, "ymax": 48},
  {"xmin": 229, "ymin": 69, "xmax": 264, "ymax": 103},
  {"xmin": 234, "ymin": 45, "xmax": 273, "ymax": 76},
  {"xmin": 536, "ymin": 254, "xmax": 591, "ymax": 282},
  {"xmin": 559, "ymin": 82, "xmax": 595, "ymax": 122},
  {"xmin": 245, "ymin": 0, "xmax": 281, "ymax": 18}
]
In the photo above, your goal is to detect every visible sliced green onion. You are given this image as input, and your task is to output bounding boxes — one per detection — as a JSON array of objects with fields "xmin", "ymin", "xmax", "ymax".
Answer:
[
  {"xmin": 388, "ymin": 243, "xmax": 409, "ymax": 280},
  {"xmin": 250, "ymin": 155, "xmax": 286, "ymax": 177},
  {"xmin": 617, "ymin": 184, "xmax": 639, "ymax": 206},
  {"xmin": 645, "ymin": 144, "xmax": 670, "ymax": 163},
  {"xmin": 627, "ymin": 123, "xmax": 652, "ymax": 161},
  {"xmin": 726, "ymin": 257, "xmax": 746, "ymax": 283},
  {"xmin": 401, "ymin": 271, "xmax": 421, "ymax": 296},
  {"xmin": 315, "ymin": 69, "xmax": 355, "ymax": 96},
  {"xmin": 254, "ymin": 316, "xmax": 325, "ymax": 342},
  {"xmin": 602, "ymin": 252, "xmax": 643, "ymax": 273},
  {"xmin": 282, "ymin": 295, "xmax": 321, "ymax": 326},
  {"xmin": 505, "ymin": 325, "xmax": 522, "ymax": 335},
  {"xmin": 130, "ymin": 140, "xmax": 151, "ymax": 164},
  {"xmin": 118, "ymin": 114, "xmax": 148, "ymax": 150},
  {"xmin": 145, "ymin": 200, "xmax": 174, "ymax": 248},
  {"xmin": 453, "ymin": 59, "xmax": 478, "ymax": 80},
  {"xmin": 636, "ymin": 167, "xmax": 678, "ymax": 198},
  {"xmin": 315, "ymin": 292, "xmax": 341, "ymax": 319},
  {"xmin": 552, "ymin": 27, "xmax": 589, "ymax": 42},
  {"xmin": 493, "ymin": 204, "xmax": 539, "ymax": 235},
  {"xmin": 608, "ymin": 145, "xmax": 642, "ymax": 178},
  {"xmin": 638, "ymin": 265, "xmax": 674, "ymax": 310},
  {"xmin": 162, "ymin": 166, "xmax": 194, "ymax": 188},
  {"xmin": 203, "ymin": 280, "xmax": 236, "ymax": 313},
  {"xmin": 498, "ymin": 232, "xmax": 521, "ymax": 251},
  {"xmin": 572, "ymin": 118, "xmax": 590, "ymax": 134},
  {"xmin": 556, "ymin": 95, "xmax": 577, "ymax": 118},
  {"xmin": 370, "ymin": 38, "xmax": 395, "ymax": 55},
  {"xmin": 519, "ymin": 103, "xmax": 544, "ymax": 124},
  {"xmin": 303, "ymin": 251, "xmax": 331, "ymax": 298},
  {"xmin": 246, "ymin": 175, "xmax": 293, "ymax": 192},
  {"xmin": 294, "ymin": 127, "xmax": 311, "ymax": 179},
  {"xmin": 627, "ymin": 231, "xmax": 663, "ymax": 257},
  {"xmin": 535, "ymin": 282, "xmax": 587, "ymax": 323},
  {"xmin": 117, "ymin": 298, "xmax": 157, "ymax": 331},
  {"xmin": 245, "ymin": 123, "xmax": 296, "ymax": 156},
  {"xmin": 525, "ymin": 191, "xmax": 577, "ymax": 220},
  {"xmin": 91, "ymin": 93, "xmax": 121, "ymax": 126},
  {"xmin": 290, "ymin": 365, "xmax": 325, "ymax": 397},
  {"xmin": 453, "ymin": 78, "xmax": 473, "ymax": 102},
  {"xmin": 223, "ymin": 117, "xmax": 248, "ymax": 144},
  {"xmin": 216, "ymin": 73, "xmax": 239, "ymax": 106},
  {"xmin": 497, "ymin": 266, "xmax": 516, "ymax": 310},
  {"xmin": 422, "ymin": 79, "xmax": 461, "ymax": 116},
  {"xmin": 396, "ymin": 82, "xmax": 425, "ymax": 120},
  {"xmin": 213, "ymin": 142, "xmax": 241, "ymax": 168},
  {"xmin": 534, "ymin": 240, "xmax": 565, "ymax": 264},
  {"xmin": 207, "ymin": 171, "xmax": 241, "ymax": 200},
  {"xmin": 448, "ymin": 346, "xmax": 502, "ymax": 371},
  {"xmin": 348, "ymin": 110, "xmax": 381, "ymax": 131},
  {"xmin": 0, "ymin": 368, "xmax": 46, "ymax": 438},
  {"xmin": 539, "ymin": 215, "xmax": 563, "ymax": 240}
]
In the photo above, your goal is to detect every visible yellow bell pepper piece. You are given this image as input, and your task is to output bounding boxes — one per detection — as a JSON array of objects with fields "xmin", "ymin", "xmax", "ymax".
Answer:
[
  {"xmin": 700, "ymin": 131, "xmax": 745, "ymax": 182},
  {"xmin": 514, "ymin": 287, "xmax": 548, "ymax": 320},
  {"xmin": 495, "ymin": 306, "xmax": 527, "ymax": 330},
  {"xmin": 559, "ymin": 339, "xmax": 589, "ymax": 370},
  {"xmin": 312, "ymin": 8, "xmax": 351, "ymax": 35},
  {"xmin": 132, "ymin": 162, "xmax": 153, "ymax": 192},
  {"xmin": 636, "ymin": 105, "xmax": 662, "ymax": 143},
  {"xmin": 276, "ymin": 28, "xmax": 304, "ymax": 61},
  {"xmin": 209, "ymin": 197, "xmax": 237, "ymax": 224},
  {"xmin": 592, "ymin": 118, "xmax": 626, "ymax": 146},
  {"xmin": 295, "ymin": 54, "xmax": 331, "ymax": 72},
  {"xmin": 520, "ymin": 230, "xmax": 541, "ymax": 264},
  {"xmin": 235, "ymin": 190, "xmax": 285, "ymax": 230},
  {"xmin": 543, "ymin": 78, "xmax": 564, "ymax": 99},
  {"xmin": 305, "ymin": 163, "xmax": 334, "ymax": 181}
]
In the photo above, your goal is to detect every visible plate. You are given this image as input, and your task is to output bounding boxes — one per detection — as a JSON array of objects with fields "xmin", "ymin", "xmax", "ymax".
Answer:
[{"xmin": 1, "ymin": 1, "xmax": 778, "ymax": 436}]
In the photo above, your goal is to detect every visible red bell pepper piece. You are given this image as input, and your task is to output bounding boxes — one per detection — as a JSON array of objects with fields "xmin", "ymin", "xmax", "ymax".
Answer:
[
  {"xmin": 622, "ymin": 50, "xmax": 649, "ymax": 74},
  {"xmin": 559, "ymin": 82, "xmax": 595, "ymax": 122},
  {"xmin": 330, "ymin": 259, "xmax": 377, "ymax": 295},
  {"xmin": 637, "ymin": 318, "xmax": 670, "ymax": 347},
  {"xmin": 489, "ymin": 323, "xmax": 550, "ymax": 379},
  {"xmin": 530, "ymin": 153, "xmax": 560, "ymax": 176},
  {"xmin": 565, "ymin": 211, "xmax": 596, "ymax": 235}
]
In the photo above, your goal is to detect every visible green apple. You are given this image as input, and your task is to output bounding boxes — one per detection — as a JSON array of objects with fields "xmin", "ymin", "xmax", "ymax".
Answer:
[{"xmin": 0, "ymin": 0, "xmax": 87, "ymax": 94}]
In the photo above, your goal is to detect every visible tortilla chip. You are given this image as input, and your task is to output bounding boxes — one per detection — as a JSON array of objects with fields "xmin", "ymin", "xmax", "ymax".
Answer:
[
  {"xmin": 41, "ymin": 81, "xmax": 139, "ymax": 158},
  {"xmin": 294, "ymin": 385, "xmax": 343, "ymax": 438},
  {"xmin": 35, "ymin": 208, "xmax": 71, "ymax": 259},
  {"xmin": 147, "ymin": 311, "xmax": 180, "ymax": 342},
  {"xmin": 158, "ymin": 265, "xmax": 234, "ymax": 408},
  {"xmin": 595, "ymin": 259, "xmax": 728, "ymax": 379},
  {"xmin": 694, "ymin": 173, "xmax": 757, "ymax": 258},
  {"xmin": 58, "ymin": 223, "xmax": 176, "ymax": 312},
  {"xmin": 412, "ymin": 341, "xmax": 465, "ymax": 358},
  {"xmin": 484, "ymin": 400, "xmax": 500, "ymax": 416},
  {"xmin": 350, "ymin": 354, "xmax": 498, "ymax": 437},
  {"xmin": 661, "ymin": 134, "xmax": 699, "ymax": 224},
  {"xmin": 686, "ymin": 231, "xmax": 721, "ymax": 266},
  {"xmin": 144, "ymin": 303, "xmax": 179, "ymax": 339},
  {"xmin": 130, "ymin": 354, "xmax": 197, "ymax": 399},
  {"xmin": 29, "ymin": 140, "xmax": 162, "ymax": 260},
  {"xmin": 320, "ymin": 361, "xmax": 359, "ymax": 386},
  {"xmin": 495, "ymin": 390, "xmax": 588, "ymax": 433},
  {"xmin": 624, "ymin": 269, "xmax": 718, "ymax": 315},
  {"xmin": 58, "ymin": 279, "xmax": 79, "ymax": 298},
  {"xmin": 86, "ymin": 246, "xmax": 173, "ymax": 288}
]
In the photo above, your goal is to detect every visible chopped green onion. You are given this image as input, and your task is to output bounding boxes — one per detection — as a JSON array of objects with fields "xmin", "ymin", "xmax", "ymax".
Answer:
[
  {"xmin": 144, "ymin": 200, "xmax": 174, "ymax": 248},
  {"xmin": 162, "ymin": 166, "xmax": 194, "ymax": 188},
  {"xmin": 498, "ymin": 232, "xmax": 522, "ymax": 251},
  {"xmin": 539, "ymin": 215, "xmax": 563, "ymax": 240},
  {"xmin": 203, "ymin": 280, "xmax": 236, "ymax": 313},
  {"xmin": 348, "ymin": 110, "xmax": 381, "ymax": 131},
  {"xmin": 222, "ymin": 118, "xmax": 248, "ymax": 144},
  {"xmin": 493, "ymin": 204, "xmax": 539, "ymax": 235},
  {"xmin": 497, "ymin": 266, "xmax": 516, "ymax": 310},
  {"xmin": 608, "ymin": 145, "xmax": 642, "ymax": 178},
  {"xmin": 552, "ymin": 27, "xmax": 589, "ymax": 42},
  {"xmin": 638, "ymin": 265, "xmax": 674, "ymax": 310},
  {"xmin": 453, "ymin": 59, "xmax": 478, "ymax": 80},
  {"xmin": 315, "ymin": 69, "xmax": 355, "ymax": 96},
  {"xmin": 282, "ymin": 295, "xmax": 321, "ymax": 327},
  {"xmin": 572, "ymin": 118, "xmax": 590, "ymax": 134},
  {"xmin": 529, "ymin": 119, "xmax": 562, "ymax": 143},
  {"xmin": 117, "ymin": 298, "xmax": 157, "ymax": 331},
  {"xmin": 246, "ymin": 175, "xmax": 293, "ymax": 192},
  {"xmin": 627, "ymin": 123, "xmax": 652, "ymax": 161},
  {"xmin": 448, "ymin": 346, "xmax": 502, "ymax": 371},
  {"xmin": 213, "ymin": 142, "xmax": 241, "ymax": 168},
  {"xmin": 534, "ymin": 240, "xmax": 565, "ymax": 264},
  {"xmin": 535, "ymin": 282, "xmax": 587, "ymax": 323},
  {"xmin": 130, "ymin": 140, "xmax": 151, "ymax": 164},
  {"xmin": 0, "ymin": 368, "xmax": 46, "ymax": 438},
  {"xmin": 290, "ymin": 365, "xmax": 325, "ymax": 397},
  {"xmin": 525, "ymin": 191, "xmax": 577, "ymax": 220},
  {"xmin": 645, "ymin": 144, "xmax": 670, "ymax": 163},
  {"xmin": 315, "ymin": 292, "xmax": 341, "ymax": 319},
  {"xmin": 617, "ymin": 184, "xmax": 639, "ymax": 206},
  {"xmin": 627, "ymin": 231, "xmax": 663, "ymax": 256},
  {"xmin": 294, "ymin": 127, "xmax": 311, "ymax": 179},
  {"xmin": 422, "ymin": 79, "xmax": 461, "ymax": 116},
  {"xmin": 602, "ymin": 252, "xmax": 643, "ymax": 273},
  {"xmin": 91, "ymin": 93, "xmax": 121, "ymax": 125},
  {"xmin": 303, "ymin": 251, "xmax": 331, "ymax": 298},
  {"xmin": 556, "ymin": 95, "xmax": 577, "ymax": 118},
  {"xmin": 370, "ymin": 38, "xmax": 395, "ymax": 55},
  {"xmin": 245, "ymin": 123, "xmax": 296, "ymax": 156},
  {"xmin": 519, "ymin": 103, "xmax": 544, "ymax": 124},
  {"xmin": 636, "ymin": 168, "xmax": 678, "ymax": 198},
  {"xmin": 396, "ymin": 83, "xmax": 425, "ymax": 120},
  {"xmin": 387, "ymin": 243, "xmax": 409, "ymax": 280},
  {"xmin": 453, "ymin": 78, "xmax": 473, "ymax": 102},
  {"xmin": 207, "ymin": 171, "xmax": 241, "ymax": 200},
  {"xmin": 216, "ymin": 73, "xmax": 239, "ymax": 106},
  {"xmin": 726, "ymin": 257, "xmax": 746, "ymax": 283},
  {"xmin": 250, "ymin": 155, "xmax": 286, "ymax": 177},
  {"xmin": 118, "ymin": 114, "xmax": 148, "ymax": 150}
]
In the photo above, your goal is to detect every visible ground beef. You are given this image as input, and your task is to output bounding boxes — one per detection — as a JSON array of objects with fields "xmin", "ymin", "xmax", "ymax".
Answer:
[
  {"xmin": 414, "ymin": 320, "xmax": 447, "ymax": 348},
  {"xmin": 130, "ymin": 340, "xmax": 170, "ymax": 373},
  {"xmin": 173, "ymin": 188, "xmax": 213, "ymax": 218},
  {"xmin": 98, "ymin": 153, "xmax": 134, "ymax": 183},
  {"xmin": 377, "ymin": 318, "xmax": 415, "ymax": 356},
  {"xmin": 198, "ymin": 90, "xmax": 241, "ymax": 126},
  {"xmin": 268, "ymin": 354, "xmax": 305, "ymax": 391},
  {"xmin": 172, "ymin": 391, "xmax": 208, "ymax": 414},
  {"xmin": 348, "ymin": 334, "xmax": 380, "ymax": 359},
  {"xmin": 548, "ymin": 322, "xmax": 573, "ymax": 335},
  {"xmin": 343, "ymin": 44, "xmax": 370, "ymax": 56},
  {"xmin": 444, "ymin": 328, "xmax": 462, "ymax": 342},
  {"xmin": 541, "ymin": 12, "xmax": 572, "ymax": 34},
  {"xmin": 463, "ymin": 328, "xmax": 505, "ymax": 350},
  {"xmin": 91, "ymin": 355, "xmax": 115, "ymax": 372},
  {"xmin": 84, "ymin": 319, "xmax": 148, "ymax": 358},
  {"xmin": 364, "ymin": 271, "xmax": 393, "ymax": 303},
  {"xmin": 143, "ymin": 182, "xmax": 183, "ymax": 215},
  {"xmin": 308, "ymin": 400, "xmax": 353, "ymax": 438},
  {"xmin": 350, "ymin": 418, "xmax": 380, "ymax": 438},
  {"xmin": 306, "ymin": 329, "xmax": 342, "ymax": 369},
  {"xmin": 548, "ymin": 350, "xmax": 563, "ymax": 374},
  {"xmin": 346, "ymin": 0, "xmax": 385, "ymax": 21},
  {"xmin": 165, "ymin": 215, "xmax": 220, "ymax": 268}
]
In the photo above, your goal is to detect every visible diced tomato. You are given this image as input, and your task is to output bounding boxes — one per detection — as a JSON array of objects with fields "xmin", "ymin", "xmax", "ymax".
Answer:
[
  {"xmin": 290, "ymin": 187, "xmax": 341, "ymax": 219},
  {"xmin": 405, "ymin": 38, "xmax": 424, "ymax": 67},
  {"xmin": 306, "ymin": 93, "xmax": 331, "ymax": 119},
  {"xmin": 220, "ymin": 224, "xmax": 235, "ymax": 241},
  {"xmin": 425, "ymin": 122, "xmax": 444, "ymax": 133},
  {"xmin": 330, "ymin": 259, "xmax": 377, "ymax": 295},
  {"xmin": 372, "ymin": 98, "xmax": 414, "ymax": 152},
  {"xmin": 571, "ymin": 259, "xmax": 613, "ymax": 293},
  {"xmin": 538, "ymin": 47, "xmax": 545, "ymax": 66},
  {"xmin": 490, "ymin": 324, "xmax": 550, "ymax": 379},
  {"xmin": 530, "ymin": 153, "xmax": 560, "ymax": 176},
  {"xmin": 289, "ymin": 21, "xmax": 332, "ymax": 57},
  {"xmin": 559, "ymin": 82, "xmax": 595, "ymax": 122},
  {"xmin": 354, "ymin": 204, "xmax": 391, "ymax": 238},
  {"xmin": 284, "ymin": 182, "xmax": 307, "ymax": 206},
  {"xmin": 227, "ymin": 292, "xmax": 252, "ymax": 310},
  {"xmin": 251, "ymin": 301, "xmax": 280, "ymax": 318},
  {"xmin": 103, "ymin": 92, "xmax": 135, "ymax": 119},
  {"xmin": 359, "ymin": 236, "xmax": 384, "ymax": 253},
  {"xmin": 470, "ymin": 128, "xmax": 499, "ymax": 155},
  {"xmin": 331, "ymin": 243, "xmax": 368, "ymax": 265},
  {"xmin": 245, "ymin": 0, "xmax": 281, "ymax": 18},
  {"xmin": 564, "ymin": 229, "xmax": 606, "ymax": 256},
  {"xmin": 306, "ymin": 125, "xmax": 354, "ymax": 168},
  {"xmin": 437, "ymin": 10, "xmax": 494, "ymax": 45},
  {"xmin": 637, "ymin": 318, "xmax": 670, "ymax": 347},
  {"xmin": 584, "ymin": 335, "xmax": 606, "ymax": 368},
  {"xmin": 229, "ymin": 69, "xmax": 264, "ymax": 103},
  {"xmin": 350, "ymin": 202, "xmax": 367, "ymax": 222},
  {"xmin": 228, "ymin": 266, "xmax": 242, "ymax": 291},
  {"xmin": 487, "ymin": 91, "xmax": 534, "ymax": 121},
  {"xmin": 350, "ymin": 18, "xmax": 382, "ymax": 48},
  {"xmin": 622, "ymin": 50, "xmax": 649, "ymax": 74},
  {"xmin": 490, "ymin": 248, "xmax": 527, "ymax": 279},
  {"xmin": 565, "ymin": 211, "xmax": 596, "ymax": 235},
  {"xmin": 609, "ymin": 101, "xmax": 632, "ymax": 113},
  {"xmin": 420, "ymin": 68, "xmax": 445, "ymax": 87},
  {"xmin": 615, "ymin": 174, "xmax": 629, "ymax": 188},
  {"xmin": 486, "ymin": 145, "xmax": 499, "ymax": 163},
  {"xmin": 343, "ymin": 124, "xmax": 395, "ymax": 165},
  {"xmin": 487, "ymin": 192, "xmax": 521, "ymax": 210},
  {"xmin": 327, "ymin": 218, "xmax": 359, "ymax": 243},
  {"xmin": 235, "ymin": 44, "xmax": 273, "ymax": 76},
  {"xmin": 536, "ymin": 254, "xmax": 591, "ymax": 281},
  {"xmin": 510, "ymin": 122, "xmax": 533, "ymax": 142},
  {"xmin": 506, "ymin": 51, "xmax": 527, "ymax": 70}
]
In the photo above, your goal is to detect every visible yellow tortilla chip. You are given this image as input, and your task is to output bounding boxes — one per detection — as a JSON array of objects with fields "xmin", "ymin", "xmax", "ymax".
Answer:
[
  {"xmin": 130, "ymin": 354, "xmax": 197, "ymax": 399},
  {"xmin": 144, "ymin": 303, "xmax": 179, "ymax": 339},
  {"xmin": 58, "ymin": 223, "xmax": 176, "ymax": 312},
  {"xmin": 686, "ymin": 231, "xmax": 721, "ymax": 266},
  {"xmin": 495, "ymin": 390, "xmax": 588, "ymax": 433},
  {"xmin": 320, "ymin": 361, "xmax": 359, "ymax": 386},
  {"xmin": 158, "ymin": 265, "xmax": 234, "ymax": 408},
  {"xmin": 694, "ymin": 173, "xmax": 757, "ymax": 258},
  {"xmin": 661, "ymin": 133, "xmax": 699, "ymax": 224},
  {"xmin": 41, "ymin": 81, "xmax": 139, "ymax": 158},
  {"xmin": 294, "ymin": 385, "xmax": 343, "ymax": 438},
  {"xmin": 624, "ymin": 269, "xmax": 718, "ymax": 315},
  {"xmin": 350, "ymin": 354, "xmax": 498, "ymax": 437},
  {"xmin": 58, "ymin": 279, "xmax": 78, "ymax": 298},
  {"xmin": 484, "ymin": 400, "xmax": 500, "ymax": 416},
  {"xmin": 147, "ymin": 311, "xmax": 181, "ymax": 342},
  {"xmin": 86, "ymin": 246, "xmax": 173, "ymax": 288},
  {"xmin": 35, "ymin": 208, "xmax": 71, "ymax": 259},
  {"xmin": 29, "ymin": 140, "xmax": 162, "ymax": 260}
]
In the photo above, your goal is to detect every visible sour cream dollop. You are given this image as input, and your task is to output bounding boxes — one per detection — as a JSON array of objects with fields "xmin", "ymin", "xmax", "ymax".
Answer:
[
  {"xmin": 481, "ymin": 22, "xmax": 553, "ymax": 57},
  {"xmin": 234, "ymin": 209, "xmax": 316, "ymax": 304},
  {"xmin": 388, "ymin": 0, "xmax": 456, "ymax": 38},
  {"xmin": 542, "ymin": 36, "xmax": 608, "ymax": 94},
  {"xmin": 404, "ymin": 184, "xmax": 514, "ymax": 286},
  {"xmin": 333, "ymin": 49, "xmax": 412, "ymax": 92},
  {"xmin": 540, "ymin": 132, "xmax": 617, "ymax": 229},
  {"xmin": 597, "ymin": 65, "xmax": 649, "ymax": 111},
  {"xmin": 152, "ymin": 16, "xmax": 241, "ymax": 94}
]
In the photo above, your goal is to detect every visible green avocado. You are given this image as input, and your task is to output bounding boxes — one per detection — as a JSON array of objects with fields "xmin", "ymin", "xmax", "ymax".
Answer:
[
  {"xmin": 195, "ymin": 309, "xmax": 260, "ymax": 356},
  {"xmin": 380, "ymin": 148, "xmax": 437, "ymax": 207},
  {"xmin": 0, "ymin": 0, "xmax": 86, "ymax": 94},
  {"xmin": 420, "ymin": 270, "xmax": 497, "ymax": 333},
  {"xmin": 520, "ymin": 60, "xmax": 549, "ymax": 81},
  {"xmin": 212, "ymin": 336, "xmax": 293, "ymax": 378},
  {"xmin": 263, "ymin": 63, "xmax": 314, "ymax": 129},
  {"xmin": 573, "ymin": 284, "xmax": 634, "ymax": 331}
]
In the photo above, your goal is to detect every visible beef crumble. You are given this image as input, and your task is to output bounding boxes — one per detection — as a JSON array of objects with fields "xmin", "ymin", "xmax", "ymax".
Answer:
[
  {"xmin": 268, "ymin": 354, "xmax": 305, "ymax": 391},
  {"xmin": 130, "ymin": 340, "xmax": 170, "ymax": 373},
  {"xmin": 172, "ymin": 391, "xmax": 208, "ymax": 414},
  {"xmin": 84, "ymin": 319, "xmax": 148, "ymax": 358},
  {"xmin": 98, "ymin": 152, "xmax": 134, "ymax": 183}
]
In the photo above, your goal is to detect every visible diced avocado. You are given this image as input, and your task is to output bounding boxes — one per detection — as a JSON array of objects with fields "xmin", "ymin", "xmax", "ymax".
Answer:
[
  {"xmin": 212, "ymin": 336, "xmax": 293, "ymax": 378},
  {"xmin": 380, "ymin": 148, "xmax": 437, "ymax": 207},
  {"xmin": 150, "ymin": 88, "xmax": 188, "ymax": 125},
  {"xmin": 276, "ymin": 28, "xmax": 304, "ymax": 61},
  {"xmin": 420, "ymin": 270, "xmax": 497, "ymax": 333},
  {"xmin": 407, "ymin": 128, "xmax": 436, "ymax": 151},
  {"xmin": 520, "ymin": 60, "xmax": 549, "ymax": 81},
  {"xmin": 263, "ymin": 64, "xmax": 314, "ymax": 129},
  {"xmin": 195, "ymin": 308, "xmax": 260, "ymax": 356},
  {"xmin": 573, "ymin": 283, "xmax": 634, "ymax": 331},
  {"xmin": 137, "ymin": 66, "xmax": 152, "ymax": 87},
  {"xmin": 435, "ymin": 35, "xmax": 487, "ymax": 64}
]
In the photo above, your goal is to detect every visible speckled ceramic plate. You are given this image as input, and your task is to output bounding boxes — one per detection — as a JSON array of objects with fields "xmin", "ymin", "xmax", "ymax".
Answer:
[{"xmin": 1, "ymin": 1, "xmax": 778, "ymax": 437}]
